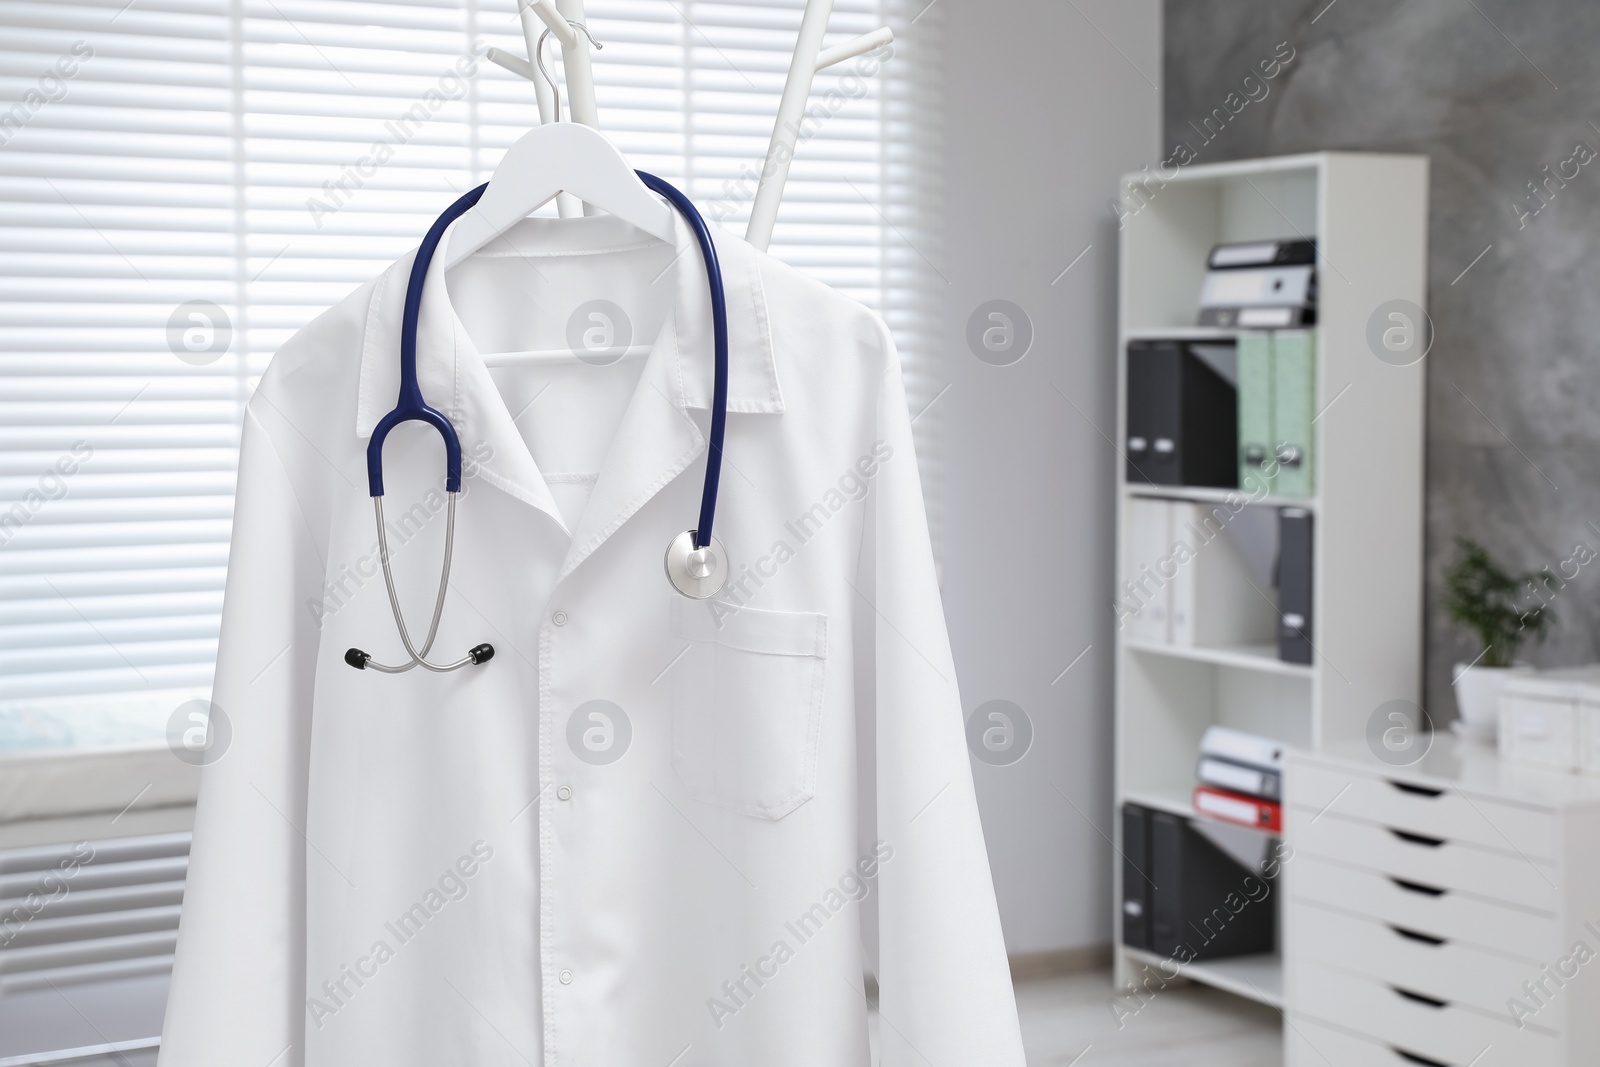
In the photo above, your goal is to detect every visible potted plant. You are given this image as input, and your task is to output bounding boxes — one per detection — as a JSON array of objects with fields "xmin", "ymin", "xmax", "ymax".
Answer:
[{"xmin": 1443, "ymin": 538, "xmax": 1556, "ymax": 740}]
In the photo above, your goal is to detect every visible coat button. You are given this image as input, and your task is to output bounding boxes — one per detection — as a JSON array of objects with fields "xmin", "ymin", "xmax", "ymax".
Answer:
[
  {"xmin": 552, "ymin": 610, "xmax": 569, "ymax": 627},
  {"xmin": 556, "ymin": 785, "xmax": 572, "ymax": 801},
  {"xmin": 558, "ymin": 969, "xmax": 574, "ymax": 985}
]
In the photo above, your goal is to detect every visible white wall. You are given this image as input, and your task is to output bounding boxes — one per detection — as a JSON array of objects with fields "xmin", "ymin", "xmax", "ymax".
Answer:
[{"xmin": 941, "ymin": 0, "xmax": 1162, "ymax": 956}]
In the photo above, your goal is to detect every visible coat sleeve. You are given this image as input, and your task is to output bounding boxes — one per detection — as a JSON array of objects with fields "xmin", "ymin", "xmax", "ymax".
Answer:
[
  {"xmin": 159, "ymin": 396, "xmax": 329, "ymax": 1066},
  {"xmin": 861, "ymin": 315, "xmax": 1027, "ymax": 1064}
]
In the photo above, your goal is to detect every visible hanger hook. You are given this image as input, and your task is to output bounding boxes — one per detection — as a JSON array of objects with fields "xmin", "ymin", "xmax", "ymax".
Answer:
[{"xmin": 535, "ymin": 20, "xmax": 603, "ymax": 123}]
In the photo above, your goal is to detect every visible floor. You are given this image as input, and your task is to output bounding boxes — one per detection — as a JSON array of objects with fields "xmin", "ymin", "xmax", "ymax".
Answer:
[
  {"xmin": 1012, "ymin": 970, "xmax": 1282, "ymax": 1066},
  {"xmin": 1, "ymin": 968, "xmax": 1280, "ymax": 1067},
  {"xmin": 868, "ymin": 969, "xmax": 1282, "ymax": 1066}
]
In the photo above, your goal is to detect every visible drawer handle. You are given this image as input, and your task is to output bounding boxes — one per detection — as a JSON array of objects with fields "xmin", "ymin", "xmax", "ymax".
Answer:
[
  {"xmin": 1390, "ymin": 876, "xmax": 1446, "ymax": 897},
  {"xmin": 1390, "ymin": 828, "xmax": 1446, "ymax": 848},
  {"xmin": 1389, "ymin": 924, "xmax": 1447, "ymax": 947},
  {"xmin": 1392, "ymin": 985, "xmax": 1449, "ymax": 1009},
  {"xmin": 1388, "ymin": 780, "xmax": 1445, "ymax": 799},
  {"xmin": 1394, "ymin": 1050, "xmax": 1450, "ymax": 1067}
]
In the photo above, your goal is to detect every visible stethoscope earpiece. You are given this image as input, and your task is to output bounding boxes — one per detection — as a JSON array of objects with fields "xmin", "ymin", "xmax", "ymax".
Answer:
[
  {"xmin": 350, "ymin": 173, "xmax": 731, "ymax": 674},
  {"xmin": 345, "ymin": 641, "xmax": 494, "ymax": 673}
]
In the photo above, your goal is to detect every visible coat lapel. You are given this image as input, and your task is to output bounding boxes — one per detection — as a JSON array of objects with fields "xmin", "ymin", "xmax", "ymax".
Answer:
[
  {"xmin": 353, "ymin": 207, "xmax": 784, "ymax": 581},
  {"xmin": 555, "ymin": 216, "xmax": 784, "ymax": 583},
  {"xmin": 355, "ymin": 240, "xmax": 568, "ymax": 534}
]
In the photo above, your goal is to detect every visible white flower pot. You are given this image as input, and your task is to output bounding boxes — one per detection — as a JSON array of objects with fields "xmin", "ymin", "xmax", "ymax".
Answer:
[{"xmin": 1452, "ymin": 662, "xmax": 1532, "ymax": 742}]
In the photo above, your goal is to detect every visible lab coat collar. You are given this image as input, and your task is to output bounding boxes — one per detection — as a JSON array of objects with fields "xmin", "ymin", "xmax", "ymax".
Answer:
[{"xmin": 353, "ymin": 207, "xmax": 783, "ymax": 536}]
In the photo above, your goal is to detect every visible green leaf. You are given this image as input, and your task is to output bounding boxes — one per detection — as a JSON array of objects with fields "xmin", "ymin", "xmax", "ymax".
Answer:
[{"xmin": 1443, "ymin": 537, "xmax": 1556, "ymax": 667}]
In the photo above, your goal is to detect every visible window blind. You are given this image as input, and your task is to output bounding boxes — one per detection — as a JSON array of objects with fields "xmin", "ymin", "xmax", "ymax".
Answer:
[{"xmin": 0, "ymin": 0, "xmax": 944, "ymax": 750}]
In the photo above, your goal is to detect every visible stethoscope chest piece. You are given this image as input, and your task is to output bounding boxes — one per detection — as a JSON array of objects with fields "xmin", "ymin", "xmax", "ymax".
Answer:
[{"xmin": 665, "ymin": 529, "xmax": 728, "ymax": 600}]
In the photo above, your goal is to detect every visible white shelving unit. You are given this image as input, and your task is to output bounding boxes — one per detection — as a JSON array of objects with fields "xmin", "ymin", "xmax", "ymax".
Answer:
[
  {"xmin": 1124, "ymin": 639, "xmax": 1313, "ymax": 678},
  {"xmin": 1125, "ymin": 944, "xmax": 1286, "ymax": 1009},
  {"xmin": 1111, "ymin": 153, "xmax": 1429, "ymax": 1016},
  {"xmin": 1125, "ymin": 483, "xmax": 1312, "ymax": 511}
]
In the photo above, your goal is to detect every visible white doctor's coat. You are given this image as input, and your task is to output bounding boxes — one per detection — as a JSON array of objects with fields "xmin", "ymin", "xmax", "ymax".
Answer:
[{"xmin": 159, "ymin": 209, "xmax": 1025, "ymax": 1067}]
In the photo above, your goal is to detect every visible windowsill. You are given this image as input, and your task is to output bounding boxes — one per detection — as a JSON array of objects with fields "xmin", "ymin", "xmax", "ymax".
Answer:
[{"xmin": 0, "ymin": 742, "xmax": 200, "ymax": 827}]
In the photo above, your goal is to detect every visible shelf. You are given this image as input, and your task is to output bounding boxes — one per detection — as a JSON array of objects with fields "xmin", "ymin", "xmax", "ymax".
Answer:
[
  {"xmin": 1121, "ymin": 946, "xmax": 1284, "ymax": 1009},
  {"xmin": 1129, "ymin": 150, "xmax": 1324, "ymax": 186},
  {"xmin": 1123, "ymin": 326, "xmax": 1242, "ymax": 342},
  {"xmin": 1122, "ymin": 786, "xmax": 1197, "ymax": 820},
  {"xmin": 1123, "ymin": 483, "xmax": 1317, "ymax": 511},
  {"xmin": 1122, "ymin": 786, "xmax": 1282, "ymax": 835},
  {"xmin": 1124, "ymin": 640, "xmax": 1313, "ymax": 677}
]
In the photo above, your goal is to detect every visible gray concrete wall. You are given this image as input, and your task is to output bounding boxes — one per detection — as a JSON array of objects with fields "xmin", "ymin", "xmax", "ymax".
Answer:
[{"xmin": 1163, "ymin": 0, "xmax": 1600, "ymax": 716}]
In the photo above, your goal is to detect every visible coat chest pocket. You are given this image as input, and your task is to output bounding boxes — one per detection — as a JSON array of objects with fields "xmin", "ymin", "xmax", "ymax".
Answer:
[{"xmin": 670, "ymin": 600, "xmax": 828, "ymax": 819}]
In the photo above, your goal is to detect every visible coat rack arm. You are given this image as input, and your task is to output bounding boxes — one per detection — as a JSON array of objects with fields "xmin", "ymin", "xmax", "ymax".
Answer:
[
  {"xmin": 521, "ymin": 0, "xmax": 578, "ymax": 48},
  {"xmin": 746, "ymin": 2, "xmax": 892, "ymax": 251},
  {"xmin": 551, "ymin": 0, "xmax": 601, "ymax": 219},
  {"xmin": 815, "ymin": 26, "xmax": 892, "ymax": 71},
  {"xmin": 555, "ymin": 0, "xmax": 599, "ymax": 129},
  {"xmin": 488, "ymin": 43, "xmax": 558, "ymax": 127},
  {"xmin": 744, "ymin": 0, "xmax": 834, "ymax": 252},
  {"xmin": 486, "ymin": 46, "xmax": 536, "ymax": 82}
]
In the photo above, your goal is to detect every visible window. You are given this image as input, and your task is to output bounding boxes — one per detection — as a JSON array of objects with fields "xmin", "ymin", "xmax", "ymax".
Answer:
[{"xmin": 0, "ymin": 0, "xmax": 943, "ymax": 752}]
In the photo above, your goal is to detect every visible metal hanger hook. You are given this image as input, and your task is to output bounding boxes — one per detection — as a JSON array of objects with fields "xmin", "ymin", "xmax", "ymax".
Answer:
[{"xmin": 536, "ymin": 20, "xmax": 603, "ymax": 123}]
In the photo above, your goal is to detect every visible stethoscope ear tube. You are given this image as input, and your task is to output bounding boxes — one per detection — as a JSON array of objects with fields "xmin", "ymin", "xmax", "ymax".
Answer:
[
  {"xmin": 366, "ymin": 183, "xmax": 490, "ymax": 499},
  {"xmin": 347, "ymin": 492, "xmax": 493, "ymax": 673},
  {"xmin": 352, "ymin": 185, "xmax": 497, "ymax": 674},
  {"xmin": 636, "ymin": 171, "xmax": 727, "ymax": 554}
]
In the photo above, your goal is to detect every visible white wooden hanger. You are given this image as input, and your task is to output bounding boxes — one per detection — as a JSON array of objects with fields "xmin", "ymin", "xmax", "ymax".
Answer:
[
  {"xmin": 442, "ymin": 120, "xmax": 676, "ymax": 270},
  {"xmin": 485, "ymin": 0, "xmax": 891, "ymax": 251}
]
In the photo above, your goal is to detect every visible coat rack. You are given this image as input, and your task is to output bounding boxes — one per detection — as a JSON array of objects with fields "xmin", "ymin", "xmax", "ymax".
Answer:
[{"xmin": 486, "ymin": 0, "xmax": 892, "ymax": 252}]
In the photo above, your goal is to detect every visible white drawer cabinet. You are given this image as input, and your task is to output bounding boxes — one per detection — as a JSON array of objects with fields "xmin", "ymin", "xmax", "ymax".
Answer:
[
  {"xmin": 1293, "ymin": 808, "xmax": 1559, "ymax": 909},
  {"xmin": 1290, "ymin": 759, "xmax": 1558, "ymax": 859},
  {"xmin": 1286, "ymin": 737, "xmax": 1600, "ymax": 1067},
  {"xmin": 1292, "ymin": 857, "xmax": 1555, "ymax": 966},
  {"xmin": 1292, "ymin": 958, "xmax": 1561, "ymax": 1066},
  {"xmin": 1289, "ymin": 853, "xmax": 1558, "ymax": 961},
  {"xmin": 1294, "ymin": 901, "xmax": 1556, "ymax": 1026},
  {"xmin": 1286, "ymin": 1017, "xmax": 1439, "ymax": 1067}
]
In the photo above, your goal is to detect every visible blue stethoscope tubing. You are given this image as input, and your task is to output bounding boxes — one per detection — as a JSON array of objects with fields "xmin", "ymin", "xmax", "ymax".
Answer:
[{"xmin": 346, "ymin": 172, "xmax": 730, "ymax": 674}]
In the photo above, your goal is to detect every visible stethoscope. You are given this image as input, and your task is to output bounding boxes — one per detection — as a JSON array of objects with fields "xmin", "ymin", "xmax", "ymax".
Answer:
[{"xmin": 345, "ymin": 173, "xmax": 731, "ymax": 674}]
